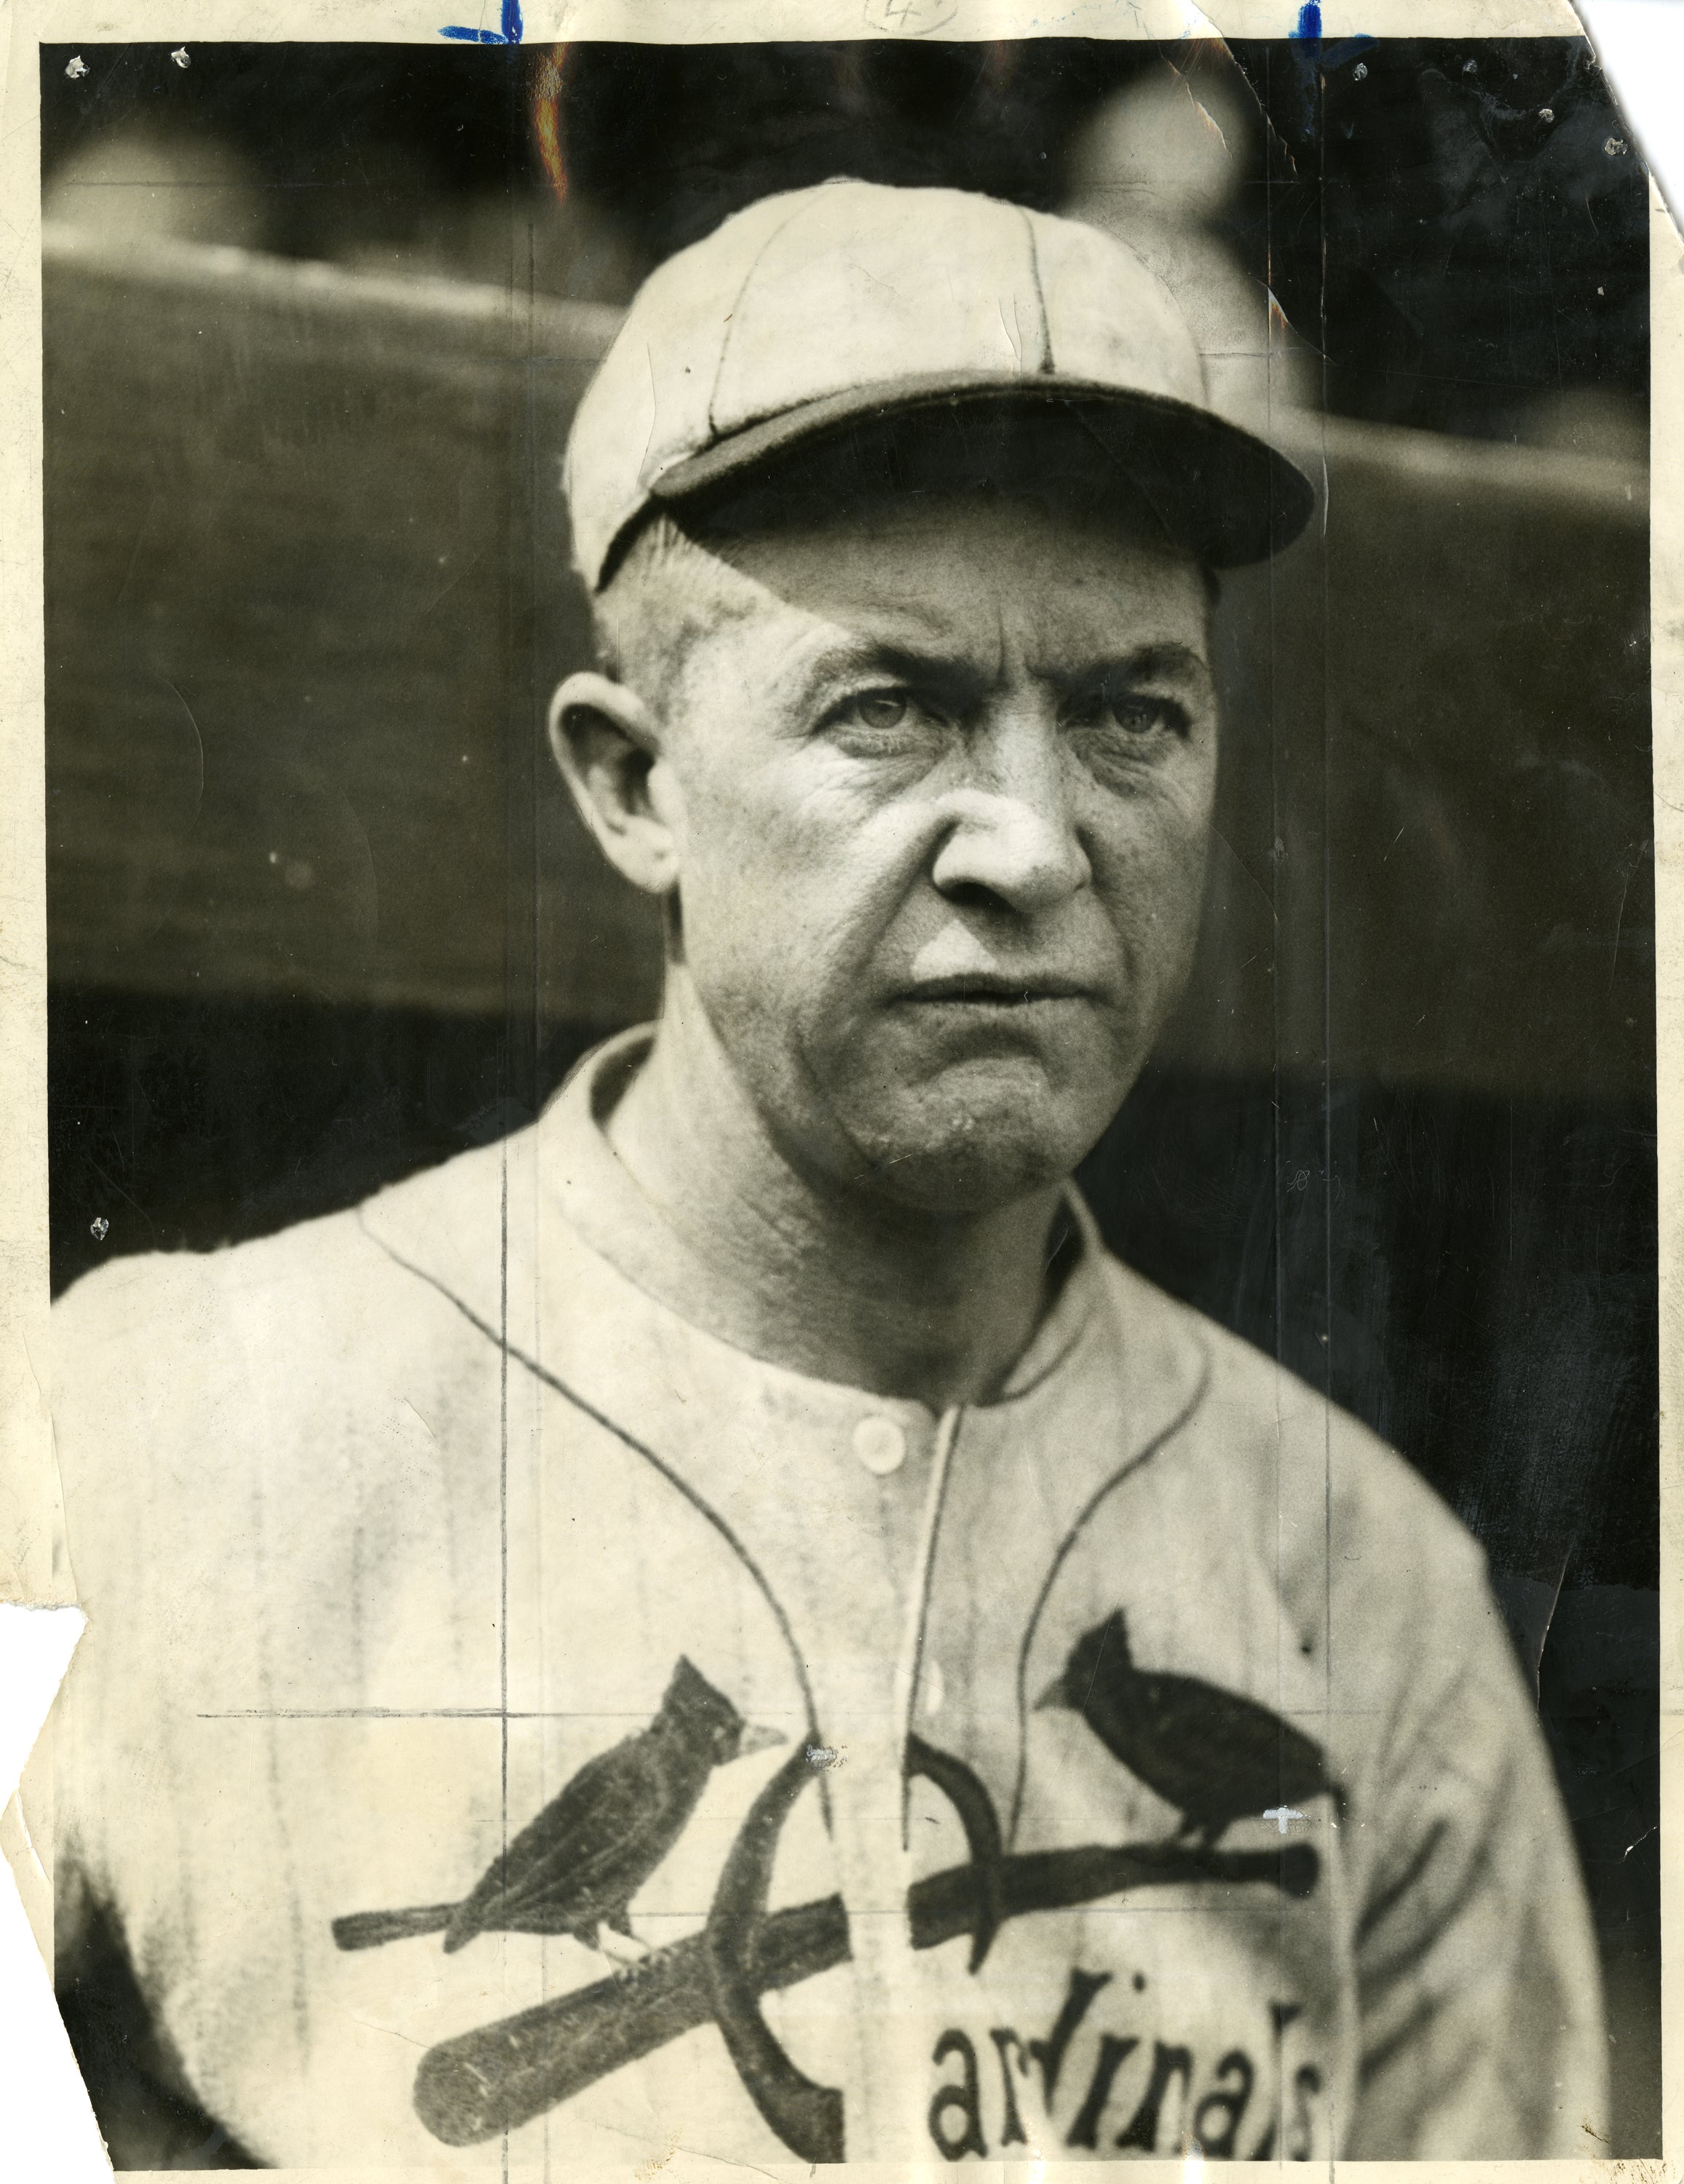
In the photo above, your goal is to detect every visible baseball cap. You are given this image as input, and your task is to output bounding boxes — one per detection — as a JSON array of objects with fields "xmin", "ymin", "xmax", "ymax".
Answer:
[{"xmin": 564, "ymin": 178, "xmax": 1315, "ymax": 590}]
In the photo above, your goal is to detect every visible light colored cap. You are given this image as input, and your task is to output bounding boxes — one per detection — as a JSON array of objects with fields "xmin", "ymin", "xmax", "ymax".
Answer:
[{"xmin": 564, "ymin": 178, "xmax": 1314, "ymax": 590}]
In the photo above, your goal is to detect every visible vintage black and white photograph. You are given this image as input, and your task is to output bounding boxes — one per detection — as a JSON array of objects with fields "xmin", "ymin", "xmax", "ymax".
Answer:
[{"xmin": 15, "ymin": 20, "xmax": 1664, "ymax": 2172}]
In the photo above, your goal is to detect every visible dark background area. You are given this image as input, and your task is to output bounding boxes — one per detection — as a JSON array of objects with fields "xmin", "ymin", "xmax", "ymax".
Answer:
[
  {"xmin": 39, "ymin": 37, "xmax": 1650, "ymax": 438},
  {"xmin": 41, "ymin": 36, "xmax": 1658, "ymax": 2161}
]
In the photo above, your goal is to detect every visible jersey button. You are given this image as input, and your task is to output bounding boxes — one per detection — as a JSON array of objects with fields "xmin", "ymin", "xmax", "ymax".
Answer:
[{"xmin": 851, "ymin": 1415, "xmax": 907, "ymax": 1476}]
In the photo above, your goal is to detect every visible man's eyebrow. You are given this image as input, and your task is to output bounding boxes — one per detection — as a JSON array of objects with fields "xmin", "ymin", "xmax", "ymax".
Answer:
[
  {"xmin": 792, "ymin": 635, "xmax": 985, "ymax": 695},
  {"xmin": 1064, "ymin": 642, "xmax": 1213, "ymax": 687}
]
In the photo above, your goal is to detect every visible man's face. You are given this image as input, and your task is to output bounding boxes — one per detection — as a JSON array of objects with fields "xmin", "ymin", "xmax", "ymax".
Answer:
[{"xmin": 650, "ymin": 487, "xmax": 1218, "ymax": 1214}]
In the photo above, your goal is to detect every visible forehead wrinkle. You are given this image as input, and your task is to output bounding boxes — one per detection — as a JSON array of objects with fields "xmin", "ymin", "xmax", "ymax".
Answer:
[
  {"xmin": 759, "ymin": 619, "xmax": 989, "ymax": 705},
  {"xmin": 707, "ymin": 521, "xmax": 1213, "ymax": 707},
  {"xmin": 755, "ymin": 590, "xmax": 1119, "ymax": 692},
  {"xmin": 755, "ymin": 622, "xmax": 887, "ymax": 706}
]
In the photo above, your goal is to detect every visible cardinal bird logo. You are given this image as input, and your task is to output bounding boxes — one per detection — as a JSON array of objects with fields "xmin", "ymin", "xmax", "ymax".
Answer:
[
  {"xmin": 336, "ymin": 1639, "xmax": 1325, "ymax": 2155},
  {"xmin": 1035, "ymin": 1610, "xmax": 1345, "ymax": 1845},
  {"xmin": 333, "ymin": 1657, "xmax": 783, "ymax": 1957}
]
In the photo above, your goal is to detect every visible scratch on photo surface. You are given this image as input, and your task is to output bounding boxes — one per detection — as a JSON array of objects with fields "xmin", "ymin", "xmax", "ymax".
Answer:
[
  {"xmin": 641, "ymin": 344, "xmax": 659, "ymax": 476},
  {"xmin": 400, "ymin": 1396, "xmax": 440, "ymax": 1444},
  {"xmin": 157, "ymin": 674, "xmax": 205, "ymax": 823},
  {"xmin": 350, "ymin": 2013, "xmax": 427, "ymax": 2051},
  {"xmin": 1183, "ymin": 83, "xmax": 1230, "ymax": 162},
  {"xmin": 1535, "ymin": 1540, "xmax": 1574, "ymax": 1677},
  {"xmin": 634, "ymin": 2133, "xmax": 678, "ymax": 2179}
]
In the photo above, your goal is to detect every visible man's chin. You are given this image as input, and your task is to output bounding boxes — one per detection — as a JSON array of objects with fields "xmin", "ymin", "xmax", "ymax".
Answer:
[{"xmin": 836, "ymin": 1064, "xmax": 1115, "ymax": 1215}]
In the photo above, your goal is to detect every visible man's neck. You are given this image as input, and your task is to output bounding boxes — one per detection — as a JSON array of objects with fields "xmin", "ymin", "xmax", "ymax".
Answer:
[{"xmin": 600, "ymin": 989, "xmax": 1067, "ymax": 1410}]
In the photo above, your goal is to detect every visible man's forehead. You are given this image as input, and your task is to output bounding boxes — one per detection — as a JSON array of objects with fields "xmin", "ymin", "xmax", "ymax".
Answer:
[{"xmin": 705, "ymin": 492, "xmax": 1213, "ymax": 666}]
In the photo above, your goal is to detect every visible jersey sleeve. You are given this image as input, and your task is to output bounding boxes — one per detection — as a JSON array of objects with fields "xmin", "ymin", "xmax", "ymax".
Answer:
[{"xmin": 1346, "ymin": 1565, "xmax": 1607, "ymax": 2158}]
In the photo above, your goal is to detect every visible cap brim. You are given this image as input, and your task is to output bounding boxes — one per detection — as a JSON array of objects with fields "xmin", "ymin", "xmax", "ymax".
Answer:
[{"xmin": 645, "ymin": 374, "xmax": 1316, "ymax": 571}]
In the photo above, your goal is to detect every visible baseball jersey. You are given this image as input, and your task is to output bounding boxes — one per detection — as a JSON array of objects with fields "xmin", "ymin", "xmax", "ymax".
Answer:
[{"xmin": 49, "ymin": 1027, "xmax": 1606, "ymax": 2169}]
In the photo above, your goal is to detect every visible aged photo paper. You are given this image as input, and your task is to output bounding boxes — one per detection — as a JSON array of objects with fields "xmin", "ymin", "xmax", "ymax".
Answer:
[{"xmin": 0, "ymin": 0, "xmax": 1676, "ymax": 2176}]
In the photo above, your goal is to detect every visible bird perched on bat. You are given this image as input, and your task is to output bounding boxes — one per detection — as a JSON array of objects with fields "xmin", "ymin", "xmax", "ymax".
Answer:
[
  {"xmin": 1036, "ymin": 1610, "xmax": 1345, "ymax": 1845},
  {"xmin": 440, "ymin": 1656, "xmax": 783, "ymax": 1956}
]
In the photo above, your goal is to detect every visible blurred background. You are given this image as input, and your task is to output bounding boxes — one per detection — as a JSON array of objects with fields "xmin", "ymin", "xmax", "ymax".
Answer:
[{"xmin": 40, "ymin": 36, "xmax": 1656, "ymax": 2157}]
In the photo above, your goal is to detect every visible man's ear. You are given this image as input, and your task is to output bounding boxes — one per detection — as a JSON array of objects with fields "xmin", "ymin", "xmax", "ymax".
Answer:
[{"xmin": 547, "ymin": 671, "xmax": 679, "ymax": 896}]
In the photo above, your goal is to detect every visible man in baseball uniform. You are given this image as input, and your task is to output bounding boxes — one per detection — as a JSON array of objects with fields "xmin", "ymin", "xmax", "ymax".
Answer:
[{"xmin": 51, "ymin": 181, "xmax": 1605, "ymax": 2168}]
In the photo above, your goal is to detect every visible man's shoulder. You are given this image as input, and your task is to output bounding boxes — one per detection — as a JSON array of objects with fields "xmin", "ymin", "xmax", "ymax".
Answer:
[
  {"xmin": 50, "ymin": 1135, "xmax": 523, "ymax": 1463},
  {"xmin": 60, "ymin": 1131, "xmax": 511, "ymax": 1318},
  {"xmin": 1099, "ymin": 1253, "xmax": 1487, "ymax": 1599}
]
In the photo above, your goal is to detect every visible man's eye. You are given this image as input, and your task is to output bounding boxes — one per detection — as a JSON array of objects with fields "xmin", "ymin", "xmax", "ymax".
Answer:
[
  {"xmin": 1070, "ymin": 691, "xmax": 1189, "ymax": 740},
  {"xmin": 846, "ymin": 691, "xmax": 913, "ymax": 732}
]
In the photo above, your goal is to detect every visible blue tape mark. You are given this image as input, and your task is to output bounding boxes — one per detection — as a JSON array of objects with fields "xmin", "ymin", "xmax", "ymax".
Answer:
[
  {"xmin": 1294, "ymin": 2, "xmax": 1321, "ymax": 34},
  {"xmin": 440, "ymin": 0, "xmax": 521, "ymax": 43}
]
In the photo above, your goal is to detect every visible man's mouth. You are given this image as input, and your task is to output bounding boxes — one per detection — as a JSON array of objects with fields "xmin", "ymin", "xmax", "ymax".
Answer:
[{"xmin": 898, "ymin": 975, "xmax": 1094, "ymax": 1005}]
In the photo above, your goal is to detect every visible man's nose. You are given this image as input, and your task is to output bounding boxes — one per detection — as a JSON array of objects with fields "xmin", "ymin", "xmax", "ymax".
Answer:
[{"xmin": 928, "ymin": 721, "xmax": 1091, "ymax": 915}]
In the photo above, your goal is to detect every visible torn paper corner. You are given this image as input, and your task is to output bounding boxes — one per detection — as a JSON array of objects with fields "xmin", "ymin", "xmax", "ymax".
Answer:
[
  {"xmin": 0, "ymin": 1605, "xmax": 85, "ymax": 1808},
  {"xmin": 0, "ymin": 1605, "xmax": 108, "ymax": 2181}
]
